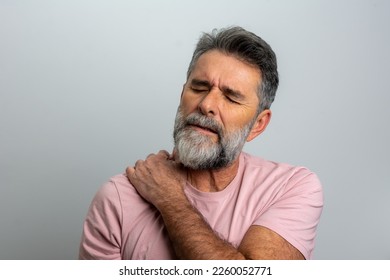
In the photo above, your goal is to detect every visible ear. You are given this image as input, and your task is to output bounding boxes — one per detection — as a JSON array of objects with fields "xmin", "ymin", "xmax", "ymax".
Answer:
[{"xmin": 246, "ymin": 109, "xmax": 272, "ymax": 142}]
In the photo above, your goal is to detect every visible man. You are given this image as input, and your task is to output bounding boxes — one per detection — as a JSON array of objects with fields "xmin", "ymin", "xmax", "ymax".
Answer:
[{"xmin": 79, "ymin": 26, "xmax": 323, "ymax": 260}]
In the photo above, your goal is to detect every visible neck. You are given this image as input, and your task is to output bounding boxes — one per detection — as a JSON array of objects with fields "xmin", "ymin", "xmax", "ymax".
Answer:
[{"xmin": 186, "ymin": 158, "xmax": 240, "ymax": 192}]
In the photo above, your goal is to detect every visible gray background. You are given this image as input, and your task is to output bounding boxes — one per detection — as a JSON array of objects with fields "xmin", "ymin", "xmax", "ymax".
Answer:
[{"xmin": 1, "ymin": 0, "xmax": 389, "ymax": 259}]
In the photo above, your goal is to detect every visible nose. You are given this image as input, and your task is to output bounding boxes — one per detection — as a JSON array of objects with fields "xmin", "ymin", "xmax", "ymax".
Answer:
[{"xmin": 198, "ymin": 89, "xmax": 220, "ymax": 117}]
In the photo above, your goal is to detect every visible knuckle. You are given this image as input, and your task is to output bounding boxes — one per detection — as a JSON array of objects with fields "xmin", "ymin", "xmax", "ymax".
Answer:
[
  {"xmin": 146, "ymin": 153, "xmax": 155, "ymax": 159},
  {"xmin": 158, "ymin": 150, "xmax": 170, "ymax": 158}
]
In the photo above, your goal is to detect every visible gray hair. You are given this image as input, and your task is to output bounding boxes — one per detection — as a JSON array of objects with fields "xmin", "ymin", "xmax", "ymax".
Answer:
[{"xmin": 187, "ymin": 26, "xmax": 279, "ymax": 113}]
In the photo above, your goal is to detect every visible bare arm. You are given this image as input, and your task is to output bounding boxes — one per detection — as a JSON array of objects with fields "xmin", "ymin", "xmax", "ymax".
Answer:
[{"xmin": 126, "ymin": 150, "xmax": 304, "ymax": 260}]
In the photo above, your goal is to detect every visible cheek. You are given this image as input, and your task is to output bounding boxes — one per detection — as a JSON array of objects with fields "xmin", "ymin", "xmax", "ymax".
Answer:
[
  {"xmin": 223, "ymin": 109, "xmax": 255, "ymax": 130},
  {"xmin": 180, "ymin": 94, "xmax": 199, "ymax": 113}
]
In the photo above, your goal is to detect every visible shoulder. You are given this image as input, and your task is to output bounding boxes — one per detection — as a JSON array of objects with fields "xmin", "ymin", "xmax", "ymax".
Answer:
[
  {"xmin": 93, "ymin": 173, "xmax": 144, "ymax": 207},
  {"xmin": 80, "ymin": 174, "xmax": 131, "ymax": 259},
  {"xmin": 241, "ymin": 152, "xmax": 312, "ymax": 173},
  {"xmin": 240, "ymin": 152, "xmax": 323, "ymax": 201}
]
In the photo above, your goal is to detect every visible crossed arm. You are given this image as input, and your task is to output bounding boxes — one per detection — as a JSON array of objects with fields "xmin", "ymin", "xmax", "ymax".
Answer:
[{"xmin": 126, "ymin": 150, "xmax": 304, "ymax": 260}]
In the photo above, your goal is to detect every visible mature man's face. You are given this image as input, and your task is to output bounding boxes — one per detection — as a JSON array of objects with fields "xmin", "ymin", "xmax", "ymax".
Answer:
[
  {"xmin": 173, "ymin": 50, "xmax": 263, "ymax": 170},
  {"xmin": 173, "ymin": 109, "xmax": 255, "ymax": 170}
]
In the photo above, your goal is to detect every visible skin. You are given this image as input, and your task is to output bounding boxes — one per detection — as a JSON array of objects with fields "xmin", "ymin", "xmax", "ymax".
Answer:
[{"xmin": 126, "ymin": 50, "xmax": 304, "ymax": 260}]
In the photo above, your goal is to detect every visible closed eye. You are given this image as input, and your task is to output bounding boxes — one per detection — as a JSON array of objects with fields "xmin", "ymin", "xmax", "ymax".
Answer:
[
  {"xmin": 191, "ymin": 88, "xmax": 209, "ymax": 94},
  {"xmin": 225, "ymin": 95, "xmax": 240, "ymax": 104},
  {"xmin": 223, "ymin": 88, "xmax": 245, "ymax": 105}
]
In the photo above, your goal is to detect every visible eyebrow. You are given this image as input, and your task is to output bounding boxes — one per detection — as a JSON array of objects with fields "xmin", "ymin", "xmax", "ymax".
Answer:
[
  {"xmin": 190, "ymin": 79, "xmax": 211, "ymax": 88},
  {"xmin": 190, "ymin": 79, "xmax": 245, "ymax": 101}
]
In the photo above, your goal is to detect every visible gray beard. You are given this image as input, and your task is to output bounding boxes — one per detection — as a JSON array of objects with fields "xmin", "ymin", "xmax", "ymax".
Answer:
[{"xmin": 173, "ymin": 109, "xmax": 256, "ymax": 170}]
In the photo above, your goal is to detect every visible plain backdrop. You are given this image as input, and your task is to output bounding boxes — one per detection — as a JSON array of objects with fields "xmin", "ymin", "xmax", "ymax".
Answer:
[{"xmin": 1, "ymin": 0, "xmax": 389, "ymax": 259}]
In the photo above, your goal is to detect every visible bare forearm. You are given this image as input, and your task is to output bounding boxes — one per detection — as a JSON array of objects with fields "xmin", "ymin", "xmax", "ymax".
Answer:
[{"xmin": 159, "ymin": 197, "xmax": 246, "ymax": 260}]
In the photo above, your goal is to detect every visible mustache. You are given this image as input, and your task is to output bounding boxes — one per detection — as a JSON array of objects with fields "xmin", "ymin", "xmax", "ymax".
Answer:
[{"xmin": 184, "ymin": 113, "xmax": 223, "ymax": 137}]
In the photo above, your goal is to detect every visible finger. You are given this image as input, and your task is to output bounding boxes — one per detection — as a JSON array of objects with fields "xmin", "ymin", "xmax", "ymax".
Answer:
[
  {"xmin": 134, "ymin": 159, "xmax": 144, "ymax": 168},
  {"xmin": 171, "ymin": 149, "xmax": 177, "ymax": 161},
  {"xmin": 158, "ymin": 150, "xmax": 170, "ymax": 159},
  {"xmin": 146, "ymin": 153, "xmax": 155, "ymax": 159},
  {"xmin": 171, "ymin": 149, "xmax": 183, "ymax": 164}
]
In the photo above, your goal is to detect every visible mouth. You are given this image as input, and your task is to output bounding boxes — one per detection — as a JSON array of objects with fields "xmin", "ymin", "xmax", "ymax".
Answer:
[{"xmin": 188, "ymin": 124, "xmax": 218, "ymax": 136}]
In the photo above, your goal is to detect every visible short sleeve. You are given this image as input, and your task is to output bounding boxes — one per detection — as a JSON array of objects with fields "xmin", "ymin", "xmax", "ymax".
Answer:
[
  {"xmin": 79, "ymin": 180, "xmax": 123, "ymax": 260},
  {"xmin": 254, "ymin": 169, "xmax": 324, "ymax": 259}
]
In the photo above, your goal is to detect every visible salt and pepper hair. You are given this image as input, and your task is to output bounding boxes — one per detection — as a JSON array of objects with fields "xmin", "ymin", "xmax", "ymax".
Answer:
[{"xmin": 186, "ymin": 26, "xmax": 279, "ymax": 113}]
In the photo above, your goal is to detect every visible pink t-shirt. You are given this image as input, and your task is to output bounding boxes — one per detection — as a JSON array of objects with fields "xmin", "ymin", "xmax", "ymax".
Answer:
[{"xmin": 79, "ymin": 152, "xmax": 323, "ymax": 260}]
